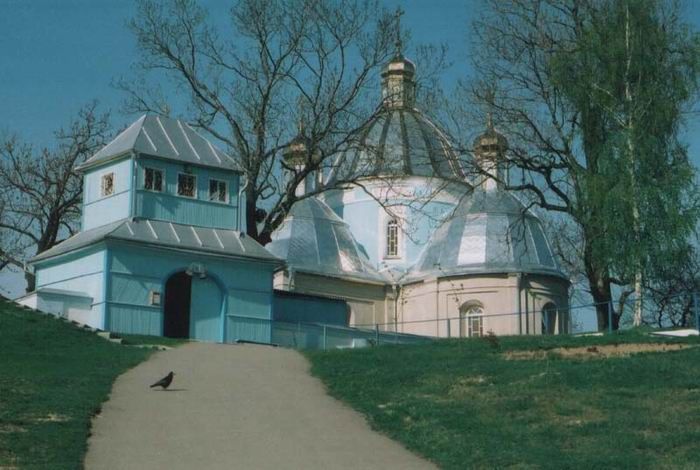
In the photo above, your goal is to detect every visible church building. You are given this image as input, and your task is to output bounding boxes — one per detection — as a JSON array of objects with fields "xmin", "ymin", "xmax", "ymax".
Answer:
[
  {"xmin": 268, "ymin": 44, "xmax": 570, "ymax": 337},
  {"xmin": 19, "ymin": 33, "xmax": 570, "ymax": 343}
]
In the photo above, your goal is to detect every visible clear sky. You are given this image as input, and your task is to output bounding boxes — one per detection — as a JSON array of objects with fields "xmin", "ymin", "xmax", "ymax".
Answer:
[{"xmin": 1, "ymin": 0, "xmax": 699, "ymax": 299}]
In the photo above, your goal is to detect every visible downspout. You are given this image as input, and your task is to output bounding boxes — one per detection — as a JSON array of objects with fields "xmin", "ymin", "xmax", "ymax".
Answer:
[
  {"xmin": 237, "ymin": 176, "xmax": 248, "ymax": 233},
  {"xmin": 524, "ymin": 277, "xmax": 530, "ymax": 335},
  {"xmin": 129, "ymin": 152, "xmax": 138, "ymax": 218},
  {"xmin": 392, "ymin": 283, "xmax": 399, "ymax": 333},
  {"xmin": 516, "ymin": 273, "xmax": 522, "ymax": 335},
  {"xmin": 435, "ymin": 276, "xmax": 440, "ymax": 337}
]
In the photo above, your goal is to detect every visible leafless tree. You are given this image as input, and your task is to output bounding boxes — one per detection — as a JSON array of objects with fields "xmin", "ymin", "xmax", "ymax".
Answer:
[
  {"xmin": 0, "ymin": 103, "xmax": 110, "ymax": 291},
  {"xmin": 119, "ymin": 0, "xmax": 411, "ymax": 244}
]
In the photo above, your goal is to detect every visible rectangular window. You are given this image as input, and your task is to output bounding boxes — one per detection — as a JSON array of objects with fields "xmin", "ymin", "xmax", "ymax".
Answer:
[
  {"xmin": 209, "ymin": 179, "xmax": 228, "ymax": 203},
  {"xmin": 101, "ymin": 172, "xmax": 114, "ymax": 197},
  {"xmin": 144, "ymin": 167, "xmax": 163, "ymax": 192},
  {"xmin": 468, "ymin": 316, "xmax": 483, "ymax": 338},
  {"xmin": 386, "ymin": 219, "xmax": 399, "ymax": 257},
  {"xmin": 177, "ymin": 173, "xmax": 196, "ymax": 198}
]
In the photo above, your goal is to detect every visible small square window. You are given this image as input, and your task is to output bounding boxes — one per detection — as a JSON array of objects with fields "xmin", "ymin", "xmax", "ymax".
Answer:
[
  {"xmin": 209, "ymin": 179, "xmax": 228, "ymax": 203},
  {"xmin": 144, "ymin": 168, "xmax": 163, "ymax": 192},
  {"xmin": 101, "ymin": 172, "xmax": 114, "ymax": 197},
  {"xmin": 149, "ymin": 291, "xmax": 161, "ymax": 306},
  {"xmin": 177, "ymin": 173, "xmax": 196, "ymax": 198}
]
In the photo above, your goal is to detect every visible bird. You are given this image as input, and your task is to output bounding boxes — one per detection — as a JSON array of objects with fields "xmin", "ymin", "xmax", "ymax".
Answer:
[{"xmin": 150, "ymin": 371, "xmax": 175, "ymax": 390}]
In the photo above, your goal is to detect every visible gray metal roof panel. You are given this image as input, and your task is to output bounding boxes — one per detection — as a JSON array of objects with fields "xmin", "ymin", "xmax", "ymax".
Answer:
[
  {"xmin": 77, "ymin": 115, "xmax": 241, "ymax": 172},
  {"xmin": 267, "ymin": 197, "xmax": 387, "ymax": 283},
  {"xmin": 406, "ymin": 189, "xmax": 568, "ymax": 282},
  {"xmin": 31, "ymin": 218, "xmax": 279, "ymax": 264}
]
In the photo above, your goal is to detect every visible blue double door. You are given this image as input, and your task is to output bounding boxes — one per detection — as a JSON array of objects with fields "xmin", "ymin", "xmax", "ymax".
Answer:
[{"xmin": 163, "ymin": 272, "xmax": 224, "ymax": 342}]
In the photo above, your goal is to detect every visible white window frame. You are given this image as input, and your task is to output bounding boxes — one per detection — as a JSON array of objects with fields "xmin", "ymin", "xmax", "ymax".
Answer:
[
  {"xmin": 460, "ymin": 302, "xmax": 484, "ymax": 338},
  {"xmin": 208, "ymin": 178, "xmax": 229, "ymax": 203},
  {"xmin": 177, "ymin": 172, "xmax": 197, "ymax": 199},
  {"xmin": 144, "ymin": 167, "xmax": 164, "ymax": 193},
  {"xmin": 385, "ymin": 218, "xmax": 400, "ymax": 258},
  {"xmin": 100, "ymin": 172, "xmax": 115, "ymax": 198}
]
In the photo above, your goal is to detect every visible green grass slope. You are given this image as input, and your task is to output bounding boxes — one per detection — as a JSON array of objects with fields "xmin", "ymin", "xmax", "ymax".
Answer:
[
  {"xmin": 307, "ymin": 332, "xmax": 700, "ymax": 469},
  {"xmin": 0, "ymin": 301, "xmax": 153, "ymax": 469}
]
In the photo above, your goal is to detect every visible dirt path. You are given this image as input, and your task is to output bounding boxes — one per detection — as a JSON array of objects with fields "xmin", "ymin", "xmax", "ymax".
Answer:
[{"xmin": 85, "ymin": 342, "xmax": 433, "ymax": 469}]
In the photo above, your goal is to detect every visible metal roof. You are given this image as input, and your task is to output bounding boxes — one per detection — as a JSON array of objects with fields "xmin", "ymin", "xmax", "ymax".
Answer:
[
  {"xmin": 76, "ymin": 115, "xmax": 240, "ymax": 172},
  {"xmin": 32, "ymin": 218, "xmax": 279, "ymax": 264},
  {"xmin": 266, "ymin": 197, "xmax": 387, "ymax": 283},
  {"xmin": 327, "ymin": 107, "xmax": 465, "ymax": 182},
  {"xmin": 406, "ymin": 189, "xmax": 568, "ymax": 282}
]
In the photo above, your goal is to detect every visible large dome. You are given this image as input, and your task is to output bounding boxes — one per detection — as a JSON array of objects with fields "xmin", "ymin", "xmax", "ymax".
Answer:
[
  {"xmin": 267, "ymin": 197, "xmax": 386, "ymax": 283},
  {"xmin": 328, "ymin": 107, "xmax": 464, "ymax": 181},
  {"xmin": 407, "ymin": 189, "xmax": 566, "ymax": 281},
  {"xmin": 327, "ymin": 50, "xmax": 464, "ymax": 183}
]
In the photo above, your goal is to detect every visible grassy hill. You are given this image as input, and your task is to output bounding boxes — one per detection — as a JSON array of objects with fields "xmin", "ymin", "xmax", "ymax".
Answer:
[
  {"xmin": 307, "ymin": 331, "xmax": 700, "ymax": 469},
  {"xmin": 0, "ymin": 301, "xmax": 155, "ymax": 469}
]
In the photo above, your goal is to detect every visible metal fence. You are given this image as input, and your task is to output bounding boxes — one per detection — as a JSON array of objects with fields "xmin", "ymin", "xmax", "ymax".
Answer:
[
  {"xmin": 263, "ymin": 290, "xmax": 700, "ymax": 351},
  {"xmin": 350, "ymin": 291, "xmax": 700, "ymax": 338},
  {"xmin": 270, "ymin": 319, "xmax": 431, "ymax": 350}
]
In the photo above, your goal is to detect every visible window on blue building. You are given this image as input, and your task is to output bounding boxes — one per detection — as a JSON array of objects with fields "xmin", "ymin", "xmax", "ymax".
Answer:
[
  {"xmin": 177, "ymin": 173, "xmax": 196, "ymax": 198},
  {"xmin": 144, "ymin": 167, "xmax": 163, "ymax": 192},
  {"xmin": 100, "ymin": 172, "xmax": 114, "ymax": 197},
  {"xmin": 209, "ymin": 179, "xmax": 228, "ymax": 203}
]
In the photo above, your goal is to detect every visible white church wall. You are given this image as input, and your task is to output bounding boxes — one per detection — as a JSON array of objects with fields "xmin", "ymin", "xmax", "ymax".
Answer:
[{"xmin": 399, "ymin": 273, "xmax": 569, "ymax": 338}]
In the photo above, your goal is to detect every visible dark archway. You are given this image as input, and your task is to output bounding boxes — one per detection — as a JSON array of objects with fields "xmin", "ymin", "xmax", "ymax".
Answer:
[{"xmin": 163, "ymin": 272, "xmax": 192, "ymax": 338}]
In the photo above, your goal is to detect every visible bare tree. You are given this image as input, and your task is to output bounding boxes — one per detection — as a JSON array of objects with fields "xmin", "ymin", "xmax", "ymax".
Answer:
[
  {"xmin": 119, "ymin": 0, "xmax": 406, "ymax": 244},
  {"xmin": 0, "ymin": 103, "xmax": 110, "ymax": 291}
]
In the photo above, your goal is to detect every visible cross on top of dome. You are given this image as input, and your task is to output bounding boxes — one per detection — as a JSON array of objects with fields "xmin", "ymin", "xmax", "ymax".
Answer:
[{"xmin": 381, "ymin": 7, "xmax": 416, "ymax": 109}]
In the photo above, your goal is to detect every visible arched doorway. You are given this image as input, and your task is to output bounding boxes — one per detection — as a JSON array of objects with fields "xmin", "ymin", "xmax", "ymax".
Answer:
[
  {"xmin": 163, "ymin": 271, "xmax": 224, "ymax": 342},
  {"xmin": 459, "ymin": 301, "xmax": 484, "ymax": 338},
  {"xmin": 163, "ymin": 272, "xmax": 192, "ymax": 338},
  {"xmin": 542, "ymin": 302, "xmax": 558, "ymax": 335}
]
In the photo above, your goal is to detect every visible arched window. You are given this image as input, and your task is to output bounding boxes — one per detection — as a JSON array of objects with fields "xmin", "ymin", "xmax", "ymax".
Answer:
[
  {"xmin": 386, "ymin": 219, "xmax": 399, "ymax": 257},
  {"xmin": 542, "ymin": 302, "xmax": 557, "ymax": 335},
  {"xmin": 459, "ymin": 301, "xmax": 484, "ymax": 338}
]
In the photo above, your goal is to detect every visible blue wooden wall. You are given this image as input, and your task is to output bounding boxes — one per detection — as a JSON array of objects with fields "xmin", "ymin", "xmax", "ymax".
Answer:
[
  {"xmin": 34, "ymin": 246, "xmax": 107, "ymax": 328},
  {"xmin": 106, "ymin": 243, "xmax": 275, "ymax": 343},
  {"xmin": 82, "ymin": 158, "xmax": 132, "ymax": 231},
  {"xmin": 134, "ymin": 157, "xmax": 239, "ymax": 230}
]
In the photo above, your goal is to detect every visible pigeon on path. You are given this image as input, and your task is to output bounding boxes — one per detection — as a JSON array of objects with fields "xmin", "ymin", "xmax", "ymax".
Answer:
[{"xmin": 150, "ymin": 371, "xmax": 175, "ymax": 390}]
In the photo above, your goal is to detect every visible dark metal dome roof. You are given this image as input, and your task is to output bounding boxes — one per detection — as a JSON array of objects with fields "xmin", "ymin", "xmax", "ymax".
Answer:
[
  {"xmin": 328, "ymin": 107, "xmax": 464, "ymax": 182},
  {"xmin": 407, "ymin": 189, "xmax": 567, "ymax": 281}
]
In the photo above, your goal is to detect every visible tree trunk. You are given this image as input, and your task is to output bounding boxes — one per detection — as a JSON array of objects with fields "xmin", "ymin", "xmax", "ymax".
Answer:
[{"xmin": 583, "ymin": 235, "xmax": 617, "ymax": 331}]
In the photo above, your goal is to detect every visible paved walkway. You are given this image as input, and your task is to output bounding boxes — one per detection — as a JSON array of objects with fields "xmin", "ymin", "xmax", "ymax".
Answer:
[{"xmin": 85, "ymin": 342, "xmax": 433, "ymax": 469}]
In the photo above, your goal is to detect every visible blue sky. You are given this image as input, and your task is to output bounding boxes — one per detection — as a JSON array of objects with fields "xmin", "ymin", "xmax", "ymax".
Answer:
[{"xmin": 1, "ymin": 0, "xmax": 699, "ymax": 299}]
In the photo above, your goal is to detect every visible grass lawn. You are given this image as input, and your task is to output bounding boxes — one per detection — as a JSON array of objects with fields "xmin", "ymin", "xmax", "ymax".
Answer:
[
  {"xmin": 307, "ymin": 331, "xmax": 700, "ymax": 469},
  {"xmin": 0, "ymin": 301, "xmax": 177, "ymax": 469}
]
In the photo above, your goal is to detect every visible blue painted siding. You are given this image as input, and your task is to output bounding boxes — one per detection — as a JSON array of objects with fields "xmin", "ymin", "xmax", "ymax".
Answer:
[
  {"xmin": 106, "ymin": 243, "xmax": 275, "ymax": 342},
  {"xmin": 134, "ymin": 158, "xmax": 239, "ymax": 229},
  {"xmin": 34, "ymin": 247, "xmax": 106, "ymax": 328},
  {"xmin": 83, "ymin": 158, "xmax": 133, "ymax": 231}
]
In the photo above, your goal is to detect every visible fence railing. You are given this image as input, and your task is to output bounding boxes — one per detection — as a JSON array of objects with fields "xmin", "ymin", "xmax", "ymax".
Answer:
[
  {"xmin": 270, "ymin": 319, "xmax": 431, "ymax": 350},
  {"xmin": 347, "ymin": 291, "xmax": 700, "ymax": 340},
  {"xmin": 248, "ymin": 290, "xmax": 700, "ymax": 351}
]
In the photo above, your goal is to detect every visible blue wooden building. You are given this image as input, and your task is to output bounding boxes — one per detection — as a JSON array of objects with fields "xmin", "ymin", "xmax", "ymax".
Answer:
[{"xmin": 26, "ymin": 115, "xmax": 282, "ymax": 343}]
